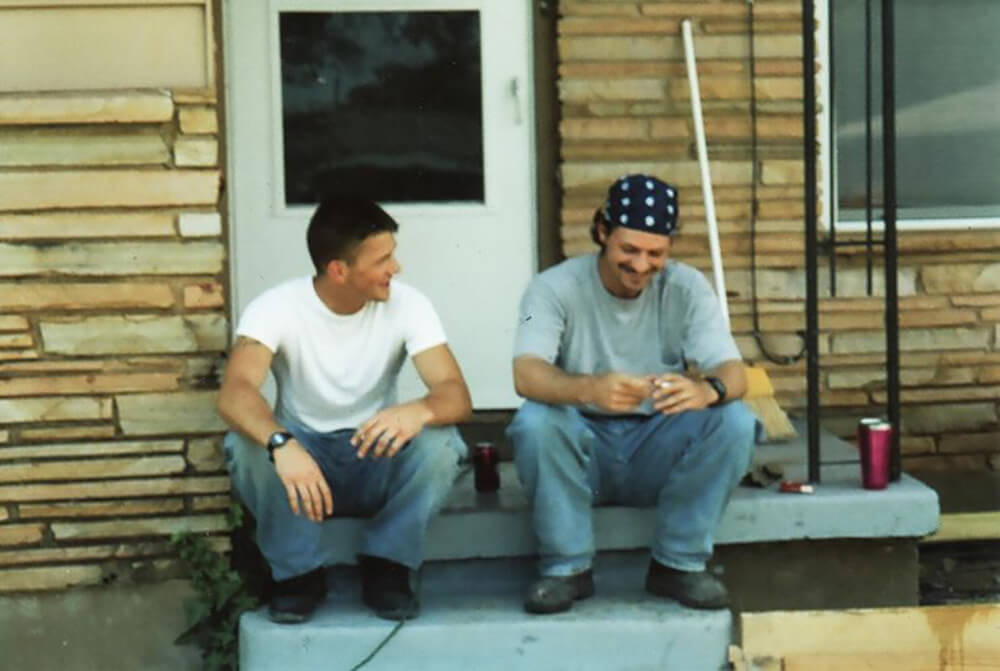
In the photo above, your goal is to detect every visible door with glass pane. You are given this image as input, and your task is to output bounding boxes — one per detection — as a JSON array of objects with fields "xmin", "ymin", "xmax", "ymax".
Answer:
[{"xmin": 225, "ymin": 1, "xmax": 536, "ymax": 408}]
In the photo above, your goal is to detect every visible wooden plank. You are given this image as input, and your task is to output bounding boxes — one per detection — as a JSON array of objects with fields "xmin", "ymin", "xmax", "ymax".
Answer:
[
  {"xmin": 742, "ymin": 604, "xmax": 1000, "ymax": 661},
  {"xmin": 784, "ymin": 652, "xmax": 1000, "ymax": 670},
  {"xmin": 922, "ymin": 511, "xmax": 1000, "ymax": 544}
]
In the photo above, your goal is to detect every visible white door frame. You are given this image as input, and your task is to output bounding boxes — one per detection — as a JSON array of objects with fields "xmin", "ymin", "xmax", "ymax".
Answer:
[{"xmin": 222, "ymin": 0, "xmax": 538, "ymax": 408}]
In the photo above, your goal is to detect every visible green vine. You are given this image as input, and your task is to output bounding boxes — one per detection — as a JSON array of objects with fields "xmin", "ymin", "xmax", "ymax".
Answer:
[{"xmin": 172, "ymin": 503, "xmax": 260, "ymax": 671}]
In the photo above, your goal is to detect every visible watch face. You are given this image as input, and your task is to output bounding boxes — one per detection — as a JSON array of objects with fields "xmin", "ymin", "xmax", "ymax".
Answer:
[{"xmin": 269, "ymin": 432, "xmax": 291, "ymax": 449}]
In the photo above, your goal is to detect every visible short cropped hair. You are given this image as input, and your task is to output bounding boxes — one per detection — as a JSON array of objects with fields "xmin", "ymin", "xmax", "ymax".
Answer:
[{"xmin": 306, "ymin": 197, "xmax": 399, "ymax": 273}]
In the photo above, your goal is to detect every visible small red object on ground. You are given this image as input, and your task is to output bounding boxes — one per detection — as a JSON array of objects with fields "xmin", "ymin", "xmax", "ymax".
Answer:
[
  {"xmin": 779, "ymin": 480, "xmax": 814, "ymax": 494},
  {"xmin": 473, "ymin": 442, "xmax": 500, "ymax": 493}
]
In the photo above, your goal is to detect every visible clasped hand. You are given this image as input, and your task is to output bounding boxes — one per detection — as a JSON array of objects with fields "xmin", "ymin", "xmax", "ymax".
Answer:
[
  {"xmin": 350, "ymin": 402, "xmax": 430, "ymax": 459},
  {"xmin": 589, "ymin": 371, "xmax": 715, "ymax": 415}
]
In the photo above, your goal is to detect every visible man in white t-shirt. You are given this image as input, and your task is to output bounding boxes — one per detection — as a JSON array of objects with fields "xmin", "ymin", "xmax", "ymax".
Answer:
[{"xmin": 218, "ymin": 198, "xmax": 472, "ymax": 623}]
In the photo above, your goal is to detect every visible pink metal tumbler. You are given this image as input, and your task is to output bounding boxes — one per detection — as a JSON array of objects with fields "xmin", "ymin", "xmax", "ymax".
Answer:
[
  {"xmin": 858, "ymin": 420, "xmax": 892, "ymax": 490},
  {"xmin": 473, "ymin": 442, "xmax": 500, "ymax": 493}
]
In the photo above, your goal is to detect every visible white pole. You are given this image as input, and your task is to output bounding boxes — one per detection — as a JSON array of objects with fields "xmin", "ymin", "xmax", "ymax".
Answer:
[{"xmin": 682, "ymin": 18, "xmax": 730, "ymax": 329}]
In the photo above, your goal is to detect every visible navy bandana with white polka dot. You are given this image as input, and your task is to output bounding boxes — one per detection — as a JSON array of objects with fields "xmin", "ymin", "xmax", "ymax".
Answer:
[{"xmin": 599, "ymin": 174, "xmax": 678, "ymax": 236}]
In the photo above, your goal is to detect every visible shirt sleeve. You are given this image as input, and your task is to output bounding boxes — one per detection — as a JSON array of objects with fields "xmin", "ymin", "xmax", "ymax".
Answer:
[
  {"xmin": 234, "ymin": 290, "xmax": 285, "ymax": 354},
  {"xmin": 400, "ymin": 286, "xmax": 447, "ymax": 357},
  {"xmin": 512, "ymin": 277, "xmax": 565, "ymax": 363},
  {"xmin": 679, "ymin": 271, "xmax": 742, "ymax": 371}
]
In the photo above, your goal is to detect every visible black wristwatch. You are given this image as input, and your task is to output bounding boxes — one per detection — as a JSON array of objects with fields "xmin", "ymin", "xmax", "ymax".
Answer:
[
  {"xmin": 704, "ymin": 376, "xmax": 727, "ymax": 406},
  {"xmin": 266, "ymin": 431, "xmax": 294, "ymax": 463}
]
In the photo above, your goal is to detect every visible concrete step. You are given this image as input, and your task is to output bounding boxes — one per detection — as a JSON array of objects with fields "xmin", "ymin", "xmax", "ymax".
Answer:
[{"xmin": 240, "ymin": 554, "xmax": 731, "ymax": 671}]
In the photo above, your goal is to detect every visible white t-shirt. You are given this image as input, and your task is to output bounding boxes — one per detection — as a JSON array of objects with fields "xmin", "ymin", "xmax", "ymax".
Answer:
[{"xmin": 235, "ymin": 276, "xmax": 447, "ymax": 433}]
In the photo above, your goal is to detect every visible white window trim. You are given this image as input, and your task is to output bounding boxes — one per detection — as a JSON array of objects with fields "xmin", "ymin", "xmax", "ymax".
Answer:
[{"xmin": 815, "ymin": 0, "xmax": 1000, "ymax": 233}]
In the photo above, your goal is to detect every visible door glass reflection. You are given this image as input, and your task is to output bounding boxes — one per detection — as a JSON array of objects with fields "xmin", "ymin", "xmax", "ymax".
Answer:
[{"xmin": 279, "ymin": 11, "xmax": 484, "ymax": 205}]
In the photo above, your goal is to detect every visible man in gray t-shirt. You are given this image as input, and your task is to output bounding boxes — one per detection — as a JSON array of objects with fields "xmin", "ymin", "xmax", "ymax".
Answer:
[{"xmin": 507, "ymin": 174, "xmax": 756, "ymax": 614}]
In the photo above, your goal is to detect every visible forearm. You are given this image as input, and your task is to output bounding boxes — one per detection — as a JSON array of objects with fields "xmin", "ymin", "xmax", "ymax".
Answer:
[
  {"xmin": 513, "ymin": 356, "xmax": 594, "ymax": 406},
  {"xmin": 217, "ymin": 381, "xmax": 284, "ymax": 447},
  {"xmin": 705, "ymin": 360, "xmax": 748, "ymax": 401},
  {"xmin": 416, "ymin": 378, "xmax": 472, "ymax": 426}
]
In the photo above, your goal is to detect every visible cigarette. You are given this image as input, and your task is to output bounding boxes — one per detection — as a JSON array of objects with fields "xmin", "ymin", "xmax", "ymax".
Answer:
[
  {"xmin": 658, "ymin": 380, "xmax": 673, "ymax": 389},
  {"xmin": 779, "ymin": 480, "xmax": 814, "ymax": 494}
]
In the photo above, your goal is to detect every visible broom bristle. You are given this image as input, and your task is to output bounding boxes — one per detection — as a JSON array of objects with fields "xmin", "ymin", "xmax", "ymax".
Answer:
[{"xmin": 744, "ymin": 396, "xmax": 797, "ymax": 442}]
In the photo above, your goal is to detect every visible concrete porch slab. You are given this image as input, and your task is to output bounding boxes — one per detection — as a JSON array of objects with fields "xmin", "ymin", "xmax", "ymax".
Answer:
[
  {"xmin": 240, "ymin": 554, "xmax": 732, "ymax": 671},
  {"xmin": 314, "ymin": 421, "xmax": 940, "ymax": 565}
]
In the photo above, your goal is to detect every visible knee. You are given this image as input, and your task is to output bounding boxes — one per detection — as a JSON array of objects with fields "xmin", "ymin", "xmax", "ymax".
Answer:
[
  {"xmin": 715, "ymin": 403, "xmax": 756, "ymax": 463},
  {"xmin": 407, "ymin": 427, "xmax": 462, "ymax": 482},
  {"xmin": 507, "ymin": 401, "xmax": 578, "ymax": 445}
]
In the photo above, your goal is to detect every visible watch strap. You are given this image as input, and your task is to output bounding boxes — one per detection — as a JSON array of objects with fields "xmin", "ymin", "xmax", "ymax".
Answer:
[
  {"xmin": 705, "ymin": 376, "xmax": 727, "ymax": 406},
  {"xmin": 266, "ymin": 431, "xmax": 294, "ymax": 463}
]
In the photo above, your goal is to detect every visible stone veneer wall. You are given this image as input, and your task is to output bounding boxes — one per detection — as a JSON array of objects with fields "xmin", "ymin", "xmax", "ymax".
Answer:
[
  {"xmin": 0, "ymin": 87, "xmax": 231, "ymax": 591},
  {"xmin": 557, "ymin": 1, "xmax": 1000, "ymax": 470}
]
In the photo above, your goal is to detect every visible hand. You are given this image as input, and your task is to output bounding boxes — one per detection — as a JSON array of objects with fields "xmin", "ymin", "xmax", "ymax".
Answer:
[
  {"xmin": 351, "ymin": 402, "xmax": 432, "ymax": 459},
  {"xmin": 273, "ymin": 440, "xmax": 333, "ymax": 522},
  {"xmin": 587, "ymin": 372, "xmax": 651, "ymax": 412},
  {"xmin": 650, "ymin": 373, "xmax": 716, "ymax": 415}
]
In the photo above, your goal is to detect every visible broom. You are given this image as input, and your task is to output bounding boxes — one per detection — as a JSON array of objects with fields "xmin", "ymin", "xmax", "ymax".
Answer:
[{"xmin": 682, "ymin": 19, "xmax": 797, "ymax": 442}]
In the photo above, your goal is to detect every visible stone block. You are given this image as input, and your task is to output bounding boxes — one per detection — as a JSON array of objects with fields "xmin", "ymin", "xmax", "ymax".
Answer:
[
  {"xmin": 559, "ymin": 34, "xmax": 800, "ymax": 61},
  {"xmin": 173, "ymin": 137, "xmax": 218, "ymax": 167},
  {"xmin": 117, "ymin": 391, "xmax": 225, "ymax": 435},
  {"xmin": 0, "ymin": 130, "xmax": 168, "ymax": 167},
  {"xmin": 760, "ymin": 159, "xmax": 803, "ymax": 184},
  {"xmin": 0, "ymin": 213, "xmax": 174, "ymax": 240},
  {"xmin": 0, "ymin": 397, "xmax": 111, "ymax": 424},
  {"xmin": 901, "ymin": 436, "xmax": 936, "ymax": 455},
  {"xmin": 0, "ymin": 476, "xmax": 230, "ymax": 502},
  {"xmin": 951, "ymin": 293, "xmax": 1000, "ymax": 307},
  {"xmin": 0, "ymin": 333, "xmax": 33, "ymax": 349},
  {"xmin": 0, "ymin": 350, "xmax": 39, "ymax": 362},
  {"xmin": 560, "ymin": 118, "xmax": 649, "ymax": 140},
  {"xmin": 0, "ymin": 565, "xmax": 105, "ymax": 592},
  {"xmin": 874, "ymin": 385, "xmax": 1000, "ymax": 404},
  {"xmin": 755, "ymin": 77, "xmax": 802, "ymax": 101},
  {"xmin": 0, "ymin": 439, "xmax": 181, "ymax": 461},
  {"xmin": 559, "ymin": 78, "xmax": 665, "ymax": 102},
  {"xmin": 0, "ymin": 241, "xmax": 224, "ymax": 277},
  {"xmin": 0, "ymin": 373, "xmax": 178, "ymax": 397},
  {"xmin": 178, "ymin": 106, "xmax": 218, "ymax": 134},
  {"xmin": 40, "ymin": 314, "xmax": 227, "ymax": 355},
  {"xmin": 183, "ymin": 282, "xmax": 224, "ymax": 309},
  {"xmin": 0, "ymin": 170, "xmax": 219, "ymax": 211},
  {"xmin": 559, "ymin": 17, "xmax": 679, "ymax": 35},
  {"xmin": 17, "ymin": 426, "xmax": 117, "ymax": 442},
  {"xmin": 900, "ymin": 402, "xmax": 997, "ymax": 435},
  {"xmin": 187, "ymin": 437, "xmax": 225, "ymax": 472},
  {"xmin": 0, "ymin": 316, "xmax": 29, "ymax": 331},
  {"xmin": 670, "ymin": 76, "xmax": 750, "ymax": 101},
  {"xmin": 190, "ymin": 495, "xmax": 231, "ymax": 511},
  {"xmin": 0, "ymin": 456, "xmax": 186, "ymax": 484},
  {"xmin": 177, "ymin": 212, "xmax": 222, "ymax": 237},
  {"xmin": 0, "ymin": 282, "xmax": 174, "ymax": 311},
  {"xmin": 648, "ymin": 118, "xmax": 690, "ymax": 139},
  {"xmin": 832, "ymin": 328, "xmax": 991, "ymax": 355},
  {"xmin": 19, "ymin": 499, "xmax": 185, "ymax": 519},
  {"xmin": 0, "ymin": 91, "xmax": 172, "ymax": 125},
  {"xmin": 922, "ymin": 263, "xmax": 1000, "ymax": 294},
  {"xmin": 562, "ymin": 160, "xmax": 749, "ymax": 190},
  {"xmin": 0, "ymin": 524, "xmax": 44, "ymax": 546},
  {"xmin": 0, "ymin": 508, "xmax": 6, "ymax": 522},
  {"xmin": 938, "ymin": 432, "xmax": 1000, "ymax": 454},
  {"xmin": 50, "ymin": 514, "xmax": 227, "ymax": 541},
  {"xmin": 826, "ymin": 367, "xmax": 974, "ymax": 390},
  {"xmin": 561, "ymin": 2, "xmax": 640, "ymax": 17}
]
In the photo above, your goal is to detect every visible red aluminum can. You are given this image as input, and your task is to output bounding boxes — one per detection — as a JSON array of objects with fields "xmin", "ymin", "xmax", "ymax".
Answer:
[
  {"xmin": 859, "ymin": 420, "xmax": 892, "ymax": 490},
  {"xmin": 473, "ymin": 441, "xmax": 500, "ymax": 493},
  {"xmin": 856, "ymin": 417, "xmax": 882, "ymax": 449}
]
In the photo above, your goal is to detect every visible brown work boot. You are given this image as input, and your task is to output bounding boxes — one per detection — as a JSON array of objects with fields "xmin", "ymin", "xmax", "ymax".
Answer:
[
  {"xmin": 645, "ymin": 559, "xmax": 729, "ymax": 609},
  {"xmin": 524, "ymin": 569, "xmax": 595, "ymax": 614}
]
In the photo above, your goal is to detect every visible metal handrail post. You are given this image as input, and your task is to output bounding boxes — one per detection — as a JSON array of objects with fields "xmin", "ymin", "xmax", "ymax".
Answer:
[
  {"xmin": 803, "ymin": 0, "xmax": 820, "ymax": 483},
  {"xmin": 881, "ymin": 0, "xmax": 902, "ymax": 480}
]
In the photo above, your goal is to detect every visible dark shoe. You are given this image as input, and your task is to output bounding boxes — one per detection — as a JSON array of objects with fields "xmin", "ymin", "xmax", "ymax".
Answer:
[
  {"xmin": 645, "ymin": 560, "xmax": 729, "ymax": 609},
  {"xmin": 524, "ymin": 570, "xmax": 595, "ymax": 614},
  {"xmin": 268, "ymin": 567, "xmax": 326, "ymax": 623},
  {"xmin": 358, "ymin": 554, "xmax": 420, "ymax": 621}
]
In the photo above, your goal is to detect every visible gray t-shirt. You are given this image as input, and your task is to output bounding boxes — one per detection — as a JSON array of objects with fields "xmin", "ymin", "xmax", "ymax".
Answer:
[{"xmin": 513, "ymin": 254, "xmax": 741, "ymax": 414}]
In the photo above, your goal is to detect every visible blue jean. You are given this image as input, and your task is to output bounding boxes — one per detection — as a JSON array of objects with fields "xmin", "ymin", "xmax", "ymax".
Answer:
[
  {"xmin": 506, "ymin": 401, "xmax": 755, "ymax": 577},
  {"xmin": 224, "ymin": 422, "xmax": 466, "ymax": 581}
]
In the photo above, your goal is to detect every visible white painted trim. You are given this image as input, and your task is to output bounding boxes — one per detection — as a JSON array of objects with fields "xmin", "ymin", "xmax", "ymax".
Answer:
[{"xmin": 837, "ymin": 217, "xmax": 1000, "ymax": 232}]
